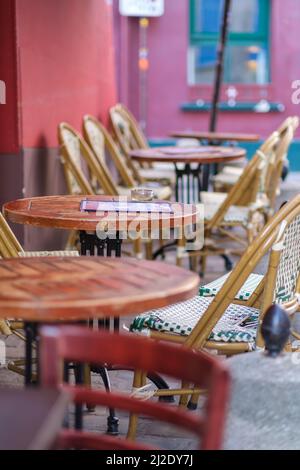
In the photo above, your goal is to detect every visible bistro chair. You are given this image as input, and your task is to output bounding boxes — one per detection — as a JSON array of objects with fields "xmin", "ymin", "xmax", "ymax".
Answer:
[
  {"xmin": 0, "ymin": 211, "xmax": 79, "ymax": 377},
  {"xmin": 213, "ymin": 117, "xmax": 299, "ymax": 192},
  {"xmin": 59, "ymin": 120, "xmax": 172, "ymax": 202},
  {"xmin": 58, "ymin": 122, "xmax": 156, "ymax": 259},
  {"xmin": 109, "ymin": 104, "xmax": 175, "ymax": 185},
  {"xmin": 58, "ymin": 122, "xmax": 114, "ymax": 196},
  {"xmin": 196, "ymin": 126, "xmax": 296, "ymax": 274},
  {"xmin": 82, "ymin": 114, "xmax": 172, "ymax": 201},
  {"xmin": 128, "ymin": 195, "xmax": 300, "ymax": 435},
  {"xmin": 83, "ymin": 114, "xmax": 134, "ymax": 193},
  {"xmin": 40, "ymin": 326, "xmax": 230, "ymax": 450}
]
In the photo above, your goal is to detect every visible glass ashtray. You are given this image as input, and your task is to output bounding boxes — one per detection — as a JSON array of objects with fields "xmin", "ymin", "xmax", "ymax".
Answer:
[{"xmin": 131, "ymin": 187, "xmax": 154, "ymax": 202}]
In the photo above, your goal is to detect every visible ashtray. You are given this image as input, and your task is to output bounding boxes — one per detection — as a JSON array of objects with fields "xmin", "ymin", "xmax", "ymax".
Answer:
[{"xmin": 131, "ymin": 187, "xmax": 154, "ymax": 202}]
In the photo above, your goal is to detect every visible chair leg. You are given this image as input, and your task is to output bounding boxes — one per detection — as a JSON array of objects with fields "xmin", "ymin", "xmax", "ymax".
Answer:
[
  {"xmin": 133, "ymin": 239, "xmax": 143, "ymax": 260},
  {"xmin": 98, "ymin": 367, "xmax": 119, "ymax": 435},
  {"xmin": 179, "ymin": 380, "xmax": 190, "ymax": 407},
  {"xmin": 200, "ymin": 254, "xmax": 207, "ymax": 277},
  {"xmin": 83, "ymin": 364, "xmax": 95, "ymax": 412},
  {"xmin": 188, "ymin": 390, "xmax": 201, "ymax": 410},
  {"xmin": 145, "ymin": 240, "xmax": 153, "ymax": 260},
  {"xmin": 176, "ymin": 236, "xmax": 186, "ymax": 267},
  {"xmin": 66, "ymin": 230, "xmax": 79, "ymax": 250},
  {"xmin": 127, "ymin": 369, "xmax": 144, "ymax": 440}
]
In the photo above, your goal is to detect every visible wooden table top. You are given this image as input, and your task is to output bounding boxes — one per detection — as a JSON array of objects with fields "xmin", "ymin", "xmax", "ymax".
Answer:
[
  {"xmin": 170, "ymin": 131, "xmax": 260, "ymax": 143},
  {"xmin": 0, "ymin": 257, "xmax": 199, "ymax": 321},
  {"xmin": 3, "ymin": 195, "xmax": 199, "ymax": 232},
  {"xmin": 130, "ymin": 145, "xmax": 246, "ymax": 164},
  {"xmin": 0, "ymin": 389, "xmax": 68, "ymax": 450}
]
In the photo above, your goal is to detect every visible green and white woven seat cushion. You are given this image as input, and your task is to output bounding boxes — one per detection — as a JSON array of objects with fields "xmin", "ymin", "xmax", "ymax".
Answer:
[
  {"xmin": 204, "ymin": 203, "xmax": 250, "ymax": 224},
  {"xmin": 130, "ymin": 296, "xmax": 259, "ymax": 344},
  {"xmin": 199, "ymin": 272, "xmax": 264, "ymax": 300}
]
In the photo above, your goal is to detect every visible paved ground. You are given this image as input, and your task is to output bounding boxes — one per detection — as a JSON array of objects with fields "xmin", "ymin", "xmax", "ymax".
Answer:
[{"xmin": 0, "ymin": 174, "xmax": 299, "ymax": 449}]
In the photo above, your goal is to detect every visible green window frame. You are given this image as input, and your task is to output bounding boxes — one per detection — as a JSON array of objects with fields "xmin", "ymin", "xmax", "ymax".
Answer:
[{"xmin": 189, "ymin": 0, "xmax": 271, "ymax": 84}]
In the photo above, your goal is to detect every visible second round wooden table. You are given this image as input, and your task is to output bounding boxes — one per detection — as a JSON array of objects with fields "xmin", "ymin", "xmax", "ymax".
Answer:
[{"xmin": 130, "ymin": 146, "xmax": 246, "ymax": 203}]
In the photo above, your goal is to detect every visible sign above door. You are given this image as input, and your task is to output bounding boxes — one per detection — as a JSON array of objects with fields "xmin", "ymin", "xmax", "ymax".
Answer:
[{"xmin": 119, "ymin": 0, "xmax": 164, "ymax": 17}]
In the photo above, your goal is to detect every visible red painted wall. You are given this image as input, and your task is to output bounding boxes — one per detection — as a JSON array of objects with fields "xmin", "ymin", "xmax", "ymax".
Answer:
[
  {"xmin": 16, "ymin": 0, "xmax": 117, "ymax": 148},
  {"xmin": 0, "ymin": 0, "xmax": 19, "ymax": 153},
  {"xmin": 116, "ymin": 0, "xmax": 300, "ymax": 139}
]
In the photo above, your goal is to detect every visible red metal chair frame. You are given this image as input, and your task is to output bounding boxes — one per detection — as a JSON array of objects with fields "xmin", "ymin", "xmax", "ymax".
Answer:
[{"xmin": 40, "ymin": 326, "xmax": 230, "ymax": 450}]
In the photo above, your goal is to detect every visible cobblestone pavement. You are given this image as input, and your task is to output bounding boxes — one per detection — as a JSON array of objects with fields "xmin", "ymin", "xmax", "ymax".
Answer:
[{"xmin": 0, "ymin": 174, "xmax": 299, "ymax": 449}]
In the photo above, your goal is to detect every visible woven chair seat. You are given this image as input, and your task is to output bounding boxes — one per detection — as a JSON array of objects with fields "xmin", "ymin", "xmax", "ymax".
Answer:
[
  {"xmin": 204, "ymin": 204, "xmax": 250, "ymax": 224},
  {"xmin": 143, "ymin": 183, "xmax": 173, "ymax": 200},
  {"xmin": 199, "ymin": 272, "xmax": 264, "ymax": 300},
  {"xmin": 212, "ymin": 172, "xmax": 240, "ymax": 187},
  {"xmin": 222, "ymin": 166, "xmax": 244, "ymax": 176},
  {"xmin": 130, "ymin": 296, "xmax": 259, "ymax": 344},
  {"xmin": 116, "ymin": 186, "xmax": 133, "ymax": 197},
  {"xmin": 19, "ymin": 250, "xmax": 79, "ymax": 257},
  {"xmin": 139, "ymin": 167, "xmax": 176, "ymax": 185},
  {"xmin": 200, "ymin": 191, "xmax": 227, "ymax": 205}
]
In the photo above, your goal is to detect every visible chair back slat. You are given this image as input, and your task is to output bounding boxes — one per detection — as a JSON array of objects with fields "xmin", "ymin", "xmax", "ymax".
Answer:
[
  {"xmin": 40, "ymin": 326, "xmax": 230, "ymax": 450},
  {"xmin": 110, "ymin": 106, "xmax": 145, "ymax": 183},
  {"xmin": 58, "ymin": 123, "xmax": 116, "ymax": 196},
  {"xmin": 58, "ymin": 124, "xmax": 94, "ymax": 195},
  {"xmin": 273, "ymin": 214, "xmax": 300, "ymax": 305},
  {"xmin": 83, "ymin": 115, "xmax": 135, "ymax": 189},
  {"xmin": 186, "ymin": 196, "xmax": 300, "ymax": 349},
  {"xmin": 117, "ymin": 103, "xmax": 149, "ymax": 150},
  {"xmin": 0, "ymin": 213, "xmax": 23, "ymax": 258}
]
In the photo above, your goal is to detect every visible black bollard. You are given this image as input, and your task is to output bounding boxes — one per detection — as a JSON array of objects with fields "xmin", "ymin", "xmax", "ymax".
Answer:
[{"xmin": 261, "ymin": 304, "xmax": 291, "ymax": 357}]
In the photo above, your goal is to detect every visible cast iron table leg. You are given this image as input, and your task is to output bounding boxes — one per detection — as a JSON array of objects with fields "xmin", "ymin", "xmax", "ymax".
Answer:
[
  {"xmin": 79, "ymin": 230, "xmax": 121, "ymax": 434},
  {"xmin": 24, "ymin": 322, "xmax": 38, "ymax": 386},
  {"xmin": 153, "ymin": 163, "xmax": 202, "ymax": 260}
]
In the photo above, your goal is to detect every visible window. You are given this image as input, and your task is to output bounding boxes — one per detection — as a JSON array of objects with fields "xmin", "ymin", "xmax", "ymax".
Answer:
[{"xmin": 188, "ymin": 0, "xmax": 270, "ymax": 85}]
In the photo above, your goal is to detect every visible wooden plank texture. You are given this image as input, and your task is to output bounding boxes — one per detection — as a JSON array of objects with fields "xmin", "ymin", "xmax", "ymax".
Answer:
[
  {"xmin": 3, "ymin": 195, "xmax": 199, "ymax": 231},
  {"xmin": 0, "ymin": 257, "xmax": 199, "ymax": 321},
  {"xmin": 170, "ymin": 131, "xmax": 260, "ymax": 143},
  {"xmin": 130, "ymin": 145, "xmax": 246, "ymax": 164}
]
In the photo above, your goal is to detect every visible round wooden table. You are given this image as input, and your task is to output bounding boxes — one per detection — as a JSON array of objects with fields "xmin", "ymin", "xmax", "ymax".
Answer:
[
  {"xmin": 169, "ymin": 135, "xmax": 258, "ymax": 190},
  {"xmin": 130, "ymin": 146, "xmax": 246, "ymax": 202},
  {"xmin": 0, "ymin": 256, "xmax": 199, "ymax": 432},
  {"xmin": 0, "ymin": 257, "xmax": 199, "ymax": 321},
  {"xmin": 170, "ymin": 131, "xmax": 260, "ymax": 144},
  {"xmin": 3, "ymin": 195, "xmax": 199, "ymax": 257}
]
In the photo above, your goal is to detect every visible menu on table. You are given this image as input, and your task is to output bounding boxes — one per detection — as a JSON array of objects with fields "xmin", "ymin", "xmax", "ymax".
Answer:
[{"xmin": 80, "ymin": 199, "xmax": 174, "ymax": 214}]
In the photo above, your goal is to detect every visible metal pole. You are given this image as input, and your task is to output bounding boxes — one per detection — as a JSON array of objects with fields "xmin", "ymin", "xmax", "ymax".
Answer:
[
  {"xmin": 139, "ymin": 17, "xmax": 149, "ymax": 133},
  {"xmin": 209, "ymin": 0, "xmax": 232, "ymax": 132}
]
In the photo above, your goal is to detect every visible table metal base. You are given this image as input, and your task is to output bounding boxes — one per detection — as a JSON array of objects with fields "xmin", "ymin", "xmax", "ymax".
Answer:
[
  {"xmin": 175, "ymin": 163, "xmax": 202, "ymax": 204},
  {"xmin": 79, "ymin": 231, "xmax": 122, "ymax": 258}
]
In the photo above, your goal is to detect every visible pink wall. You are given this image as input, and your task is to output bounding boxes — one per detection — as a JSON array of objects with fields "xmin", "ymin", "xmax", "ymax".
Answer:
[
  {"xmin": 0, "ymin": 0, "xmax": 19, "ymax": 153},
  {"xmin": 16, "ymin": 0, "xmax": 117, "ymax": 148},
  {"xmin": 116, "ymin": 0, "xmax": 300, "ymax": 139}
]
